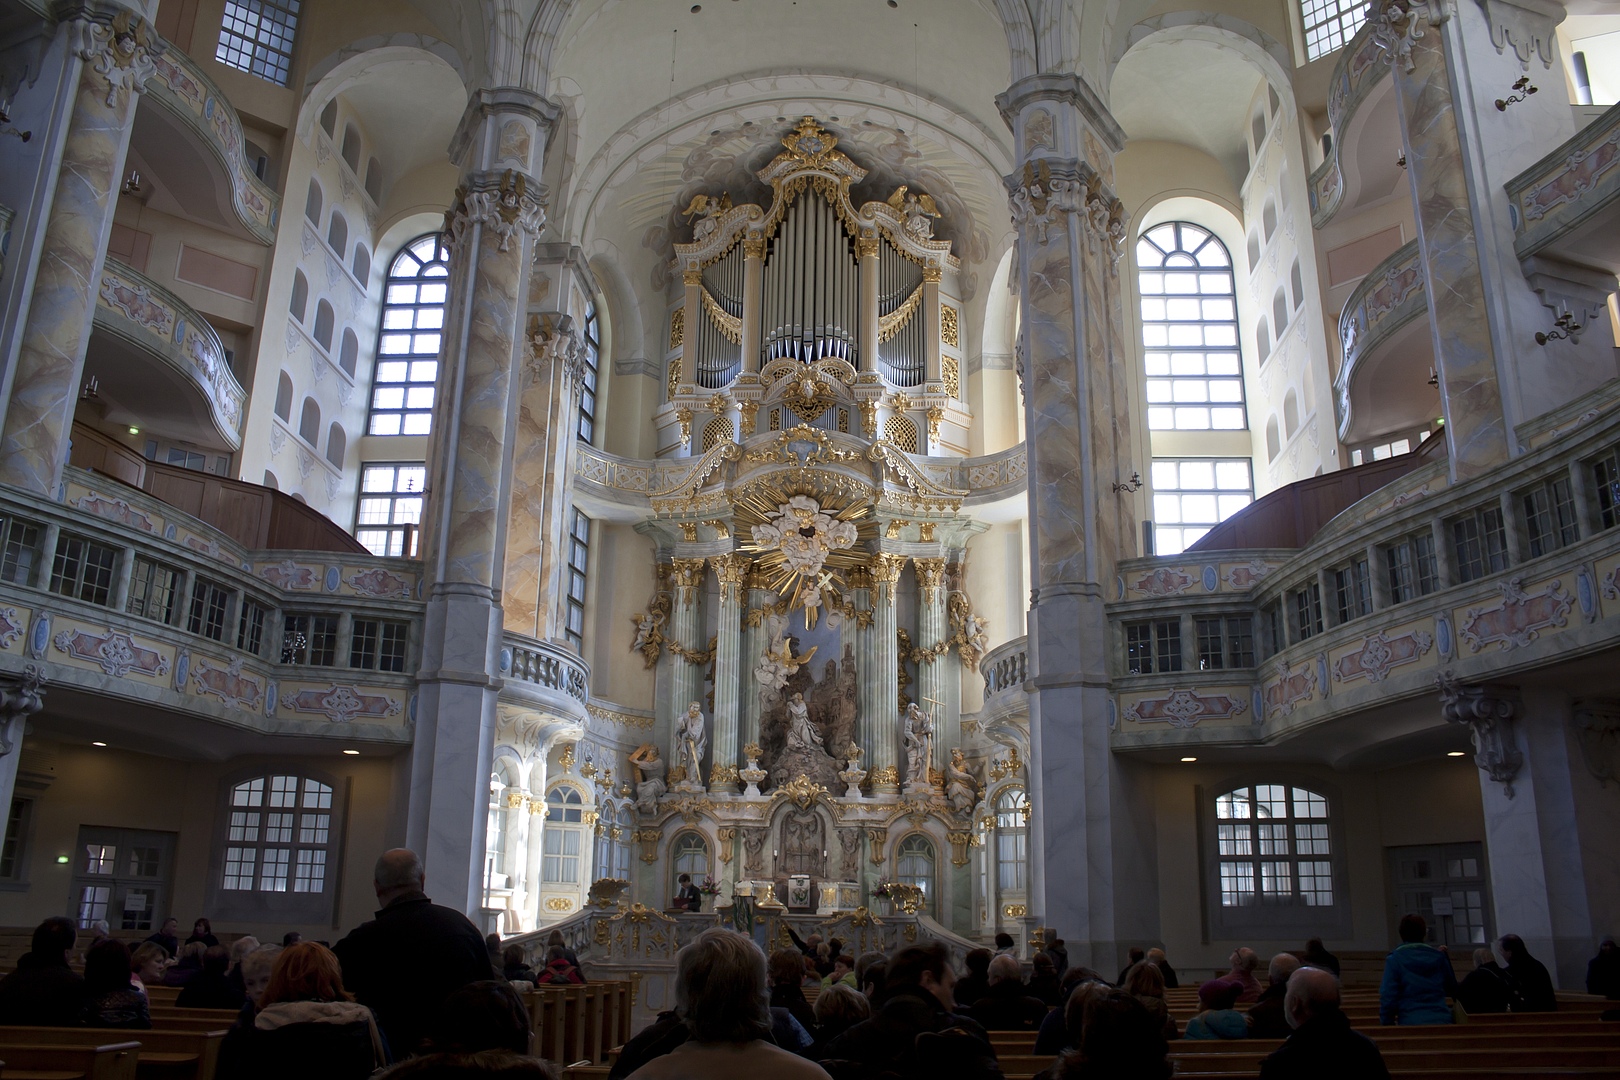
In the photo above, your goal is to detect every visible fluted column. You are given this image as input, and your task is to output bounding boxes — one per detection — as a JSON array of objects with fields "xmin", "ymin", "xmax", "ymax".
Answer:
[
  {"xmin": 523, "ymin": 760, "xmax": 548, "ymax": 927},
  {"xmin": 866, "ymin": 554, "xmax": 906, "ymax": 794},
  {"xmin": 0, "ymin": 11, "xmax": 159, "ymax": 493},
  {"xmin": 922, "ymin": 267, "xmax": 943, "ymax": 386},
  {"xmin": 914, "ymin": 557, "xmax": 948, "ymax": 787},
  {"xmin": 666, "ymin": 557, "xmax": 707, "ymax": 784},
  {"xmin": 407, "ymin": 88, "xmax": 557, "ymax": 915},
  {"xmin": 740, "ymin": 573, "xmax": 772, "ymax": 760},
  {"xmin": 710, "ymin": 553, "xmax": 748, "ymax": 793},
  {"xmin": 741, "ymin": 239, "xmax": 765, "ymax": 374},
  {"xmin": 0, "ymin": 668, "xmax": 46, "ymax": 837},
  {"xmin": 505, "ymin": 788, "xmax": 533, "ymax": 926},
  {"xmin": 857, "ymin": 238, "xmax": 880, "ymax": 374}
]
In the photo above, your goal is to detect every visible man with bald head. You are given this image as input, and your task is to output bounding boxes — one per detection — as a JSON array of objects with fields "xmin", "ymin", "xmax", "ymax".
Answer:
[
  {"xmin": 332, "ymin": 848, "xmax": 496, "ymax": 1058},
  {"xmin": 1247, "ymin": 952, "xmax": 1302, "ymax": 1038},
  {"xmin": 1258, "ymin": 967, "xmax": 1390, "ymax": 1080}
]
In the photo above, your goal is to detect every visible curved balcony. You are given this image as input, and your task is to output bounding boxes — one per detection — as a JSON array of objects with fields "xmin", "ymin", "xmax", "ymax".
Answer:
[
  {"xmin": 1508, "ymin": 100, "xmax": 1620, "ymax": 306},
  {"xmin": 1108, "ymin": 382, "xmax": 1620, "ymax": 760},
  {"xmin": 138, "ymin": 46, "xmax": 280, "ymax": 243},
  {"xmin": 1309, "ymin": 22, "xmax": 1398, "ymax": 228},
  {"xmin": 499, "ymin": 632, "xmax": 590, "ymax": 724},
  {"xmin": 1333, "ymin": 240, "xmax": 1437, "ymax": 443},
  {"xmin": 981, "ymin": 636, "xmax": 1028, "ymax": 699},
  {"xmin": 91, "ymin": 260, "xmax": 246, "ymax": 450},
  {"xmin": 0, "ymin": 471, "xmax": 421, "ymax": 753}
]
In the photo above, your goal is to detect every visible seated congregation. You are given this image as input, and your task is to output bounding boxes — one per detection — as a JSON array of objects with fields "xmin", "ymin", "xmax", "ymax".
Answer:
[{"xmin": 0, "ymin": 850, "xmax": 1612, "ymax": 1080}]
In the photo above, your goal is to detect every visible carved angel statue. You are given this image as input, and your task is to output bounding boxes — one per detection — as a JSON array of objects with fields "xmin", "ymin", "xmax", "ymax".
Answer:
[
  {"xmin": 903, "ymin": 702, "xmax": 935, "ymax": 790},
  {"xmin": 680, "ymin": 192, "xmax": 731, "ymax": 244},
  {"xmin": 887, "ymin": 185, "xmax": 941, "ymax": 240},
  {"xmin": 628, "ymin": 743, "xmax": 667, "ymax": 815},
  {"xmin": 946, "ymin": 747, "xmax": 980, "ymax": 814},
  {"xmin": 754, "ymin": 613, "xmax": 817, "ymax": 691},
  {"xmin": 678, "ymin": 701, "xmax": 708, "ymax": 785}
]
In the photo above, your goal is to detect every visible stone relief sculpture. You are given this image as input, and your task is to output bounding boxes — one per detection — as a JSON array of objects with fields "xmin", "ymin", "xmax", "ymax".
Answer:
[
  {"xmin": 759, "ymin": 642, "xmax": 854, "ymax": 792},
  {"xmin": 629, "ymin": 591, "xmax": 669, "ymax": 669},
  {"xmin": 838, "ymin": 827, "xmax": 863, "ymax": 880},
  {"xmin": 786, "ymin": 692, "xmax": 825, "ymax": 752},
  {"xmin": 676, "ymin": 702, "xmax": 707, "ymax": 790},
  {"xmin": 628, "ymin": 743, "xmax": 667, "ymax": 815},
  {"xmin": 946, "ymin": 747, "xmax": 980, "ymax": 814},
  {"xmin": 781, "ymin": 806, "xmax": 826, "ymax": 876},
  {"xmin": 743, "ymin": 828, "xmax": 766, "ymax": 875},
  {"xmin": 903, "ymin": 701, "xmax": 935, "ymax": 792}
]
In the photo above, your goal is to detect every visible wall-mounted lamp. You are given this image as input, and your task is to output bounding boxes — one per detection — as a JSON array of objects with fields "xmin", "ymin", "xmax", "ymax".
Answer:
[
  {"xmin": 1396, "ymin": 152, "xmax": 1407, "ymax": 169},
  {"xmin": 0, "ymin": 102, "xmax": 30, "ymax": 143},
  {"xmin": 1427, "ymin": 368, "xmax": 1438, "ymax": 388},
  {"xmin": 121, "ymin": 169, "xmax": 145, "ymax": 197},
  {"xmin": 80, "ymin": 376, "xmax": 100, "ymax": 401},
  {"xmin": 1535, "ymin": 309, "xmax": 1582, "ymax": 346},
  {"xmin": 1495, "ymin": 77, "xmax": 1537, "ymax": 111},
  {"xmin": 1112, "ymin": 472, "xmax": 1144, "ymax": 494}
]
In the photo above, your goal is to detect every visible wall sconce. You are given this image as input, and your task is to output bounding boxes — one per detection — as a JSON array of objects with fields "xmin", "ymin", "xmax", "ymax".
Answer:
[
  {"xmin": 1535, "ymin": 310, "xmax": 1582, "ymax": 345},
  {"xmin": 80, "ymin": 376, "xmax": 100, "ymax": 401},
  {"xmin": 1112, "ymin": 472, "xmax": 1144, "ymax": 494},
  {"xmin": 1396, "ymin": 152, "xmax": 1407, "ymax": 169},
  {"xmin": 1427, "ymin": 368, "xmax": 1438, "ymax": 388},
  {"xmin": 0, "ymin": 102, "xmax": 30, "ymax": 143},
  {"xmin": 1495, "ymin": 77, "xmax": 1537, "ymax": 111},
  {"xmin": 121, "ymin": 169, "xmax": 145, "ymax": 197}
]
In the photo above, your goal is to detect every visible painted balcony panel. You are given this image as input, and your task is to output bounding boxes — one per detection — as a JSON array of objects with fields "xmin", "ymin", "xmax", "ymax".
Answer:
[
  {"xmin": 1106, "ymin": 379, "xmax": 1620, "ymax": 755},
  {"xmin": 0, "ymin": 475, "xmax": 423, "ymax": 745},
  {"xmin": 1333, "ymin": 240, "xmax": 1437, "ymax": 443},
  {"xmin": 1309, "ymin": 22, "xmax": 1392, "ymax": 228},
  {"xmin": 140, "ymin": 46, "xmax": 280, "ymax": 244},
  {"xmin": 1507, "ymin": 99, "xmax": 1620, "ymax": 292},
  {"xmin": 92, "ymin": 260, "xmax": 246, "ymax": 450}
]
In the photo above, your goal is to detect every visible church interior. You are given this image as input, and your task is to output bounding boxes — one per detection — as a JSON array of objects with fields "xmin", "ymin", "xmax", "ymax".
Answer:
[{"xmin": 0, "ymin": 0, "xmax": 1617, "ymax": 1027}]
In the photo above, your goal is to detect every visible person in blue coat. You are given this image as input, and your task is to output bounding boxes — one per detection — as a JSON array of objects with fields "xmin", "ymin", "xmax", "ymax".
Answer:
[{"xmin": 1379, "ymin": 914, "xmax": 1458, "ymax": 1025}]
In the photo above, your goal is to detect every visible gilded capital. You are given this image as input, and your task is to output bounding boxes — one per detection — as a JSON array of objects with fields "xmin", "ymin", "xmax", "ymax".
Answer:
[
  {"xmin": 913, "ymin": 557, "xmax": 947, "ymax": 601},
  {"xmin": 683, "ymin": 268, "xmax": 704, "ymax": 286},
  {"xmin": 855, "ymin": 237, "xmax": 881, "ymax": 259},
  {"xmin": 922, "ymin": 265, "xmax": 943, "ymax": 282},
  {"xmin": 743, "ymin": 238, "xmax": 767, "ymax": 259}
]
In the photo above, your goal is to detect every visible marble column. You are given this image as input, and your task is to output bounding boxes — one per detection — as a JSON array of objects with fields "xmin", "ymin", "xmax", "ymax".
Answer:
[
  {"xmin": 666, "ymin": 557, "xmax": 706, "ymax": 783},
  {"xmin": 505, "ymin": 788, "xmax": 533, "ymax": 926},
  {"xmin": 997, "ymin": 74, "xmax": 1159, "ymax": 971},
  {"xmin": 1445, "ymin": 680, "xmax": 1620, "ymax": 987},
  {"xmin": 709, "ymin": 553, "xmax": 748, "ymax": 794},
  {"xmin": 741, "ymin": 240, "xmax": 765, "ymax": 375},
  {"xmin": 913, "ymin": 557, "xmax": 948, "ymax": 786},
  {"xmin": 866, "ymin": 554, "xmax": 906, "ymax": 794},
  {"xmin": 407, "ymin": 89, "xmax": 556, "ymax": 915},
  {"xmin": 0, "ymin": 12, "xmax": 157, "ymax": 494},
  {"xmin": 857, "ymin": 238, "xmax": 880, "ymax": 373},
  {"xmin": 523, "ymin": 758, "xmax": 549, "ymax": 927},
  {"xmin": 922, "ymin": 268, "xmax": 943, "ymax": 386},
  {"xmin": 739, "ymin": 573, "xmax": 773, "ymax": 762},
  {"xmin": 0, "ymin": 667, "xmax": 46, "ymax": 833}
]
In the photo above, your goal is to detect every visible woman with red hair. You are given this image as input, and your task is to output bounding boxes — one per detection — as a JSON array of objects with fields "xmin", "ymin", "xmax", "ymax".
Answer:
[{"xmin": 218, "ymin": 941, "xmax": 386, "ymax": 1079}]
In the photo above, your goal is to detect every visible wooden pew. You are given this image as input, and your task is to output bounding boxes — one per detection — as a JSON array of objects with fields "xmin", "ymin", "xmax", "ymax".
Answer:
[
  {"xmin": 0, "ymin": 1028, "xmax": 225, "ymax": 1080},
  {"xmin": 0, "ymin": 1041, "xmax": 139, "ymax": 1080}
]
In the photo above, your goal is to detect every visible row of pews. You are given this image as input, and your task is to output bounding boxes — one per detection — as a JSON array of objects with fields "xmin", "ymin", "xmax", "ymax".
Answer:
[
  {"xmin": 0, "ymin": 981, "xmax": 636, "ymax": 1080},
  {"xmin": 988, "ymin": 987, "xmax": 1620, "ymax": 1080}
]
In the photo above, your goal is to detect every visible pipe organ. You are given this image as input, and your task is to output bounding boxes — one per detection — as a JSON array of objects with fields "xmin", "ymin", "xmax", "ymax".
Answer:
[{"xmin": 667, "ymin": 118, "xmax": 966, "ymax": 453}]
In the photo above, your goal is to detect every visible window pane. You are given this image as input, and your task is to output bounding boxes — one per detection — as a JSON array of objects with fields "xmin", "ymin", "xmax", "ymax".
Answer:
[{"xmin": 1153, "ymin": 459, "xmax": 1255, "ymax": 556}]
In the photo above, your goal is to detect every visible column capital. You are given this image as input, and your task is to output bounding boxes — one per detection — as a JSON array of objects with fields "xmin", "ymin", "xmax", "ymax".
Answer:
[
  {"xmin": 445, "ymin": 169, "xmax": 546, "ymax": 254},
  {"xmin": 525, "ymin": 312, "xmax": 585, "ymax": 391},
  {"xmin": 0, "ymin": 665, "xmax": 46, "ymax": 756},
  {"xmin": 712, "ymin": 551, "xmax": 750, "ymax": 602},
  {"xmin": 66, "ymin": 7, "xmax": 162, "ymax": 108},
  {"xmin": 994, "ymin": 72, "xmax": 1126, "ymax": 152},
  {"xmin": 1438, "ymin": 672, "xmax": 1524, "ymax": 797},
  {"xmin": 913, "ymin": 557, "xmax": 947, "ymax": 602},
  {"xmin": 1571, "ymin": 699, "xmax": 1620, "ymax": 787},
  {"xmin": 450, "ymin": 86, "xmax": 562, "ymax": 173}
]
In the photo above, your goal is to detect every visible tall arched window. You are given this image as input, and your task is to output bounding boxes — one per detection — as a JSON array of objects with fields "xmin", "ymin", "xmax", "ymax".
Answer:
[
  {"xmin": 577, "ymin": 298, "xmax": 600, "ymax": 443},
  {"xmin": 289, "ymin": 271, "xmax": 309, "ymax": 323},
  {"xmin": 299, "ymin": 398, "xmax": 320, "ymax": 444},
  {"xmin": 671, "ymin": 832, "xmax": 709, "ymax": 897},
  {"xmin": 304, "ymin": 179, "xmax": 322, "ymax": 226},
  {"xmin": 1213, "ymin": 783, "xmax": 1335, "ymax": 912},
  {"xmin": 371, "ymin": 234, "xmax": 448, "ymax": 436},
  {"xmin": 351, "ymin": 244, "xmax": 371, "ymax": 284},
  {"xmin": 542, "ymin": 786, "xmax": 585, "ymax": 885},
  {"xmin": 339, "ymin": 329, "xmax": 359, "ymax": 377},
  {"xmin": 995, "ymin": 788, "xmax": 1028, "ymax": 891},
  {"xmin": 612, "ymin": 805, "xmax": 634, "ymax": 881},
  {"xmin": 221, "ymin": 774, "xmax": 334, "ymax": 895},
  {"xmin": 274, "ymin": 372, "xmax": 293, "ymax": 421},
  {"xmin": 340, "ymin": 124, "xmax": 362, "ymax": 172},
  {"xmin": 313, "ymin": 300, "xmax": 334, "ymax": 351},
  {"xmin": 325, "ymin": 423, "xmax": 346, "ymax": 467},
  {"xmin": 364, "ymin": 158, "xmax": 383, "ymax": 203},
  {"xmin": 327, "ymin": 212, "xmax": 348, "ymax": 258},
  {"xmin": 1137, "ymin": 223, "xmax": 1245, "ymax": 432},
  {"xmin": 896, "ymin": 834, "xmax": 936, "ymax": 909}
]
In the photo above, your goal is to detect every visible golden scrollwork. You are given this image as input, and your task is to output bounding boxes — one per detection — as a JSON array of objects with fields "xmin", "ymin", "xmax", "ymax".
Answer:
[
  {"xmin": 942, "ymin": 356, "xmax": 960, "ymax": 399},
  {"xmin": 559, "ymin": 743, "xmax": 576, "ymax": 768},
  {"xmin": 683, "ymin": 269, "xmax": 703, "ymax": 286},
  {"xmin": 869, "ymin": 766, "xmax": 899, "ymax": 788},
  {"xmin": 890, "ymin": 883, "xmax": 926, "ymax": 914},
  {"xmin": 1004, "ymin": 903, "xmax": 1027, "ymax": 918},
  {"xmin": 946, "ymin": 831, "xmax": 974, "ymax": 867},
  {"xmin": 711, "ymin": 765, "xmax": 741, "ymax": 787},
  {"xmin": 675, "ymin": 407, "xmax": 693, "ymax": 446},
  {"xmin": 913, "ymin": 558, "xmax": 947, "ymax": 602},
  {"xmin": 545, "ymin": 897, "xmax": 575, "ymax": 913},
  {"xmin": 878, "ymin": 285, "xmax": 924, "ymax": 343},
  {"xmin": 858, "ymin": 399, "xmax": 879, "ymax": 437},
  {"xmin": 941, "ymin": 304, "xmax": 959, "ymax": 349},
  {"xmin": 922, "ymin": 265, "xmax": 943, "ymax": 283},
  {"xmin": 716, "ymin": 826, "xmax": 737, "ymax": 862},
  {"xmin": 743, "ymin": 237, "xmax": 766, "ymax": 259},
  {"xmin": 855, "ymin": 237, "xmax": 880, "ymax": 259},
  {"xmin": 866, "ymin": 827, "xmax": 889, "ymax": 863},
  {"xmin": 594, "ymin": 920, "xmax": 613, "ymax": 945},
  {"xmin": 504, "ymin": 792, "xmax": 527, "ymax": 810},
  {"xmin": 905, "ymin": 923, "xmax": 919, "ymax": 942},
  {"xmin": 989, "ymin": 747, "xmax": 1022, "ymax": 781},
  {"xmin": 701, "ymin": 289, "xmax": 743, "ymax": 344},
  {"xmin": 926, "ymin": 405, "xmax": 944, "ymax": 443},
  {"xmin": 669, "ymin": 311, "xmax": 684, "ymax": 353},
  {"xmin": 738, "ymin": 400, "xmax": 760, "ymax": 436}
]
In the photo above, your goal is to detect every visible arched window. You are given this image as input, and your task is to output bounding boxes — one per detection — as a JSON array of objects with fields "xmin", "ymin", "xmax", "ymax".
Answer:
[
  {"xmin": 896, "ymin": 834, "xmax": 936, "ymax": 909},
  {"xmin": 327, "ymin": 212, "xmax": 347, "ymax": 257},
  {"xmin": 325, "ymin": 423, "xmax": 346, "ymax": 467},
  {"xmin": 289, "ymin": 271, "xmax": 309, "ymax": 323},
  {"xmin": 1245, "ymin": 231, "xmax": 1260, "ymax": 271},
  {"xmin": 1272, "ymin": 288, "xmax": 1289, "ymax": 335},
  {"xmin": 371, "ymin": 234, "xmax": 448, "ymax": 436},
  {"xmin": 1284, "ymin": 389, "xmax": 1300, "ymax": 437},
  {"xmin": 1251, "ymin": 110, "xmax": 1267, "ymax": 154},
  {"xmin": 487, "ymin": 770, "xmax": 510, "ymax": 880},
  {"xmin": 220, "ymin": 774, "xmax": 335, "ymax": 895},
  {"xmin": 577, "ymin": 298, "xmax": 600, "ymax": 443},
  {"xmin": 613, "ymin": 805, "xmax": 634, "ymax": 881},
  {"xmin": 364, "ymin": 158, "xmax": 383, "ymax": 204},
  {"xmin": 313, "ymin": 300, "xmax": 334, "ymax": 351},
  {"xmin": 1137, "ymin": 222, "xmax": 1246, "ymax": 431},
  {"xmin": 995, "ymin": 789, "xmax": 1028, "ymax": 891},
  {"xmin": 319, "ymin": 101, "xmax": 337, "ymax": 138},
  {"xmin": 263, "ymin": 470, "xmax": 278, "ymax": 490},
  {"xmin": 339, "ymin": 329, "xmax": 359, "ymax": 377},
  {"xmin": 1289, "ymin": 260, "xmax": 1305, "ymax": 310},
  {"xmin": 351, "ymin": 244, "xmax": 371, "ymax": 284},
  {"xmin": 274, "ymin": 371, "xmax": 293, "ymax": 421},
  {"xmin": 340, "ymin": 124, "xmax": 362, "ymax": 172},
  {"xmin": 1256, "ymin": 322, "xmax": 1271, "ymax": 360},
  {"xmin": 1262, "ymin": 200, "xmax": 1278, "ymax": 241},
  {"xmin": 1266, "ymin": 416, "xmax": 1281, "ymax": 460},
  {"xmin": 1302, "ymin": 0, "xmax": 1368, "ymax": 61},
  {"xmin": 299, "ymin": 397, "xmax": 320, "ymax": 444},
  {"xmin": 1213, "ymin": 783, "xmax": 1334, "ymax": 909},
  {"xmin": 304, "ymin": 179, "xmax": 322, "ymax": 226},
  {"xmin": 671, "ymin": 832, "xmax": 710, "ymax": 896},
  {"xmin": 542, "ymin": 786, "xmax": 585, "ymax": 885}
]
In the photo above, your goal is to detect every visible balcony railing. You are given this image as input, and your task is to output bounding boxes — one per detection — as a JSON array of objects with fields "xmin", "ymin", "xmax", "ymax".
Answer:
[
  {"xmin": 982, "ymin": 636, "xmax": 1028, "ymax": 698},
  {"xmin": 1107, "ymin": 380, "xmax": 1620, "ymax": 750},
  {"xmin": 94, "ymin": 260, "xmax": 247, "ymax": 448},
  {"xmin": 0, "ymin": 472, "xmax": 422, "ymax": 741},
  {"xmin": 500, "ymin": 633, "xmax": 591, "ymax": 722},
  {"xmin": 1334, "ymin": 240, "xmax": 1427, "ymax": 441},
  {"xmin": 1308, "ymin": 21, "xmax": 1389, "ymax": 228},
  {"xmin": 1507, "ymin": 99, "xmax": 1620, "ymax": 288}
]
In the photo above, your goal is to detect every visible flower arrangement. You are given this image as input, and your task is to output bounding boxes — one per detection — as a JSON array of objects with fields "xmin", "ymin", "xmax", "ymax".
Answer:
[
  {"xmin": 698, "ymin": 876, "xmax": 722, "ymax": 896},
  {"xmin": 872, "ymin": 878, "xmax": 895, "ymax": 898}
]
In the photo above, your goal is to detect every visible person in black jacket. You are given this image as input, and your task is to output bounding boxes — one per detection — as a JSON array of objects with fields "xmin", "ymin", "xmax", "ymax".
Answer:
[
  {"xmin": 501, "ymin": 945, "xmax": 538, "ymax": 984},
  {"xmin": 1301, "ymin": 939, "xmax": 1340, "ymax": 978},
  {"xmin": 1259, "ymin": 968, "xmax": 1389, "ymax": 1080},
  {"xmin": 186, "ymin": 918, "xmax": 221, "ymax": 948},
  {"xmin": 1588, "ymin": 938, "xmax": 1620, "ymax": 999},
  {"xmin": 819, "ymin": 941, "xmax": 1002, "ymax": 1080},
  {"xmin": 332, "ymin": 848, "xmax": 500, "ymax": 1058},
  {"xmin": 967, "ymin": 955, "xmax": 1048, "ymax": 1032},
  {"xmin": 1499, "ymin": 934, "xmax": 1557, "ymax": 1011},
  {"xmin": 177, "ymin": 945, "xmax": 247, "ymax": 1010},
  {"xmin": 675, "ymin": 873, "xmax": 702, "ymax": 912},
  {"xmin": 0, "ymin": 917, "xmax": 86, "ymax": 1026},
  {"xmin": 1456, "ymin": 948, "xmax": 1513, "ymax": 1014},
  {"xmin": 770, "ymin": 947, "xmax": 819, "ymax": 1033},
  {"xmin": 954, "ymin": 949, "xmax": 992, "ymax": 1010},
  {"xmin": 144, "ymin": 917, "xmax": 181, "ymax": 958}
]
